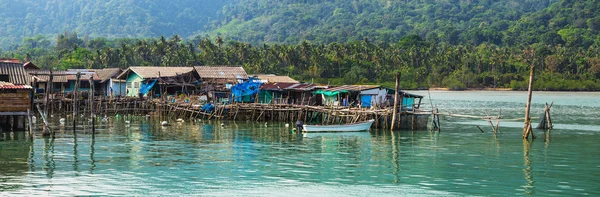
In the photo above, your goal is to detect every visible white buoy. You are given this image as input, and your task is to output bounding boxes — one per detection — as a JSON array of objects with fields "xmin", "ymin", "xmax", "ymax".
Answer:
[
  {"xmin": 220, "ymin": 123, "xmax": 225, "ymax": 127},
  {"xmin": 59, "ymin": 118, "xmax": 66, "ymax": 124},
  {"xmin": 285, "ymin": 123, "xmax": 289, "ymax": 128},
  {"xmin": 161, "ymin": 121, "xmax": 169, "ymax": 126},
  {"xmin": 176, "ymin": 118, "xmax": 184, "ymax": 123},
  {"xmin": 125, "ymin": 120, "xmax": 131, "ymax": 124}
]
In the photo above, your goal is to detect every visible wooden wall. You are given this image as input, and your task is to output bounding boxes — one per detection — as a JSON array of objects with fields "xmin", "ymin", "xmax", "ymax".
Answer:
[{"xmin": 0, "ymin": 90, "xmax": 31, "ymax": 112}]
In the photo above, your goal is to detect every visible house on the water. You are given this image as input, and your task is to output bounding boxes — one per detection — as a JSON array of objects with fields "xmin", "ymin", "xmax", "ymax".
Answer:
[
  {"xmin": 314, "ymin": 85, "xmax": 424, "ymax": 109},
  {"xmin": 193, "ymin": 66, "xmax": 248, "ymax": 102},
  {"xmin": 253, "ymin": 74, "xmax": 299, "ymax": 83},
  {"xmin": 95, "ymin": 68, "xmax": 123, "ymax": 96},
  {"xmin": 28, "ymin": 70, "xmax": 68, "ymax": 93},
  {"xmin": 116, "ymin": 66, "xmax": 196, "ymax": 97},
  {"xmin": 65, "ymin": 69, "xmax": 101, "ymax": 93},
  {"xmin": 0, "ymin": 62, "xmax": 32, "ymax": 130},
  {"xmin": 259, "ymin": 83, "xmax": 317, "ymax": 105}
]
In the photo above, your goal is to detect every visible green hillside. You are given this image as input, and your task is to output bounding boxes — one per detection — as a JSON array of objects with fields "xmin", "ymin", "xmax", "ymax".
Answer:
[
  {"xmin": 209, "ymin": 0, "xmax": 558, "ymax": 46},
  {"xmin": 0, "ymin": 0, "xmax": 229, "ymax": 49}
]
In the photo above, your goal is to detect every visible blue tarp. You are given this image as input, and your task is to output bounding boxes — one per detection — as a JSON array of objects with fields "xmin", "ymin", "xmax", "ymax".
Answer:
[
  {"xmin": 361, "ymin": 95, "xmax": 372, "ymax": 107},
  {"xmin": 139, "ymin": 78, "xmax": 158, "ymax": 94},
  {"xmin": 402, "ymin": 97, "xmax": 415, "ymax": 109},
  {"xmin": 230, "ymin": 77, "xmax": 262, "ymax": 102},
  {"xmin": 201, "ymin": 103, "xmax": 215, "ymax": 113}
]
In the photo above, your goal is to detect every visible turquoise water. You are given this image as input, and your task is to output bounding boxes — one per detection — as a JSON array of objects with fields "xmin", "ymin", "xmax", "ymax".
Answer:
[{"xmin": 1, "ymin": 91, "xmax": 599, "ymax": 196}]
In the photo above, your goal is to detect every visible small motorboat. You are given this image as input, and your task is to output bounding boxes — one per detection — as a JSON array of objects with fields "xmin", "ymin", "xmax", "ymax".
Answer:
[{"xmin": 302, "ymin": 119, "xmax": 375, "ymax": 132}]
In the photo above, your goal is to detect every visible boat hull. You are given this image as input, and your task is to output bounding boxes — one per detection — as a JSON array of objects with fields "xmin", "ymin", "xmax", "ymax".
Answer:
[{"xmin": 302, "ymin": 119, "xmax": 375, "ymax": 132}]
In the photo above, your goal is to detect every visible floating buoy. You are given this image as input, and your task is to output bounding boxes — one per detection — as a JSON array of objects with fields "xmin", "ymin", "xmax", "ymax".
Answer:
[
  {"xmin": 285, "ymin": 123, "xmax": 289, "ymax": 128},
  {"xmin": 220, "ymin": 123, "xmax": 225, "ymax": 127},
  {"xmin": 176, "ymin": 118, "xmax": 184, "ymax": 123},
  {"xmin": 125, "ymin": 120, "xmax": 131, "ymax": 124},
  {"xmin": 161, "ymin": 121, "xmax": 169, "ymax": 126},
  {"xmin": 59, "ymin": 118, "xmax": 66, "ymax": 124}
]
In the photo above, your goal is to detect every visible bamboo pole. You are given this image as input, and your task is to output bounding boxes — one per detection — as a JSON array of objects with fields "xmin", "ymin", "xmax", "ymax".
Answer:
[{"xmin": 523, "ymin": 65, "xmax": 535, "ymax": 139}]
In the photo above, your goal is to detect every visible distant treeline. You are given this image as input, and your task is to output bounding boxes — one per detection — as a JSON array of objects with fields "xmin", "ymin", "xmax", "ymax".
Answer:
[{"xmin": 2, "ymin": 33, "xmax": 599, "ymax": 91}]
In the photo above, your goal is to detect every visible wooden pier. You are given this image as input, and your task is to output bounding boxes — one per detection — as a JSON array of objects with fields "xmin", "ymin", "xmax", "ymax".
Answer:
[{"xmin": 34, "ymin": 96, "xmax": 431, "ymax": 130}]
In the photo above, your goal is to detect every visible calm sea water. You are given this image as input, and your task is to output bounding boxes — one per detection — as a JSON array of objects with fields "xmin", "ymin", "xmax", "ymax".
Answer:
[{"xmin": 1, "ymin": 91, "xmax": 599, "ymax": 196}]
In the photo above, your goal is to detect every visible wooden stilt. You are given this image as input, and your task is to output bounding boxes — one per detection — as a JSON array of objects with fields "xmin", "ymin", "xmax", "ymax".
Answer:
[
  {"xmin": 523, "ymin": 65, "xmax": 535, "ymax": 139},
  {"xmin": 73, "ymin": 72, "xmax": 81, "ymax": 132},
  {"xmin": 90, "ymin": 76, "xmax": 95, "ymax": 134}
]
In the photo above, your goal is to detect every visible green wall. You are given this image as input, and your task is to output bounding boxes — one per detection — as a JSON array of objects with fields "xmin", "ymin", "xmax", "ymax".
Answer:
[{"xmin": 126, "ymin": 73, "xmax": 144, "ymax": 97}]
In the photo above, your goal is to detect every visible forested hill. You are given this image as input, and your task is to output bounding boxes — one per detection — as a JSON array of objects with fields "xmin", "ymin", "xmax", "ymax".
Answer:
[
  {"xmin": 209, "ymin": 0, "xmax": 558, "ymax": 46},
  {"xmin": 0, "ymin": 0, "xmax": 229, "ymax": 49}
]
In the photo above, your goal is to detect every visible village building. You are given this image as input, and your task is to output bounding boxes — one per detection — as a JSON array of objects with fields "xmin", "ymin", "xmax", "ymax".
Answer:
[
  {"xmin": 259, "ymin": 83, "xmax": 317, "ymax": 105},
  {"xmin": 194, "ymin": 66, "xmax": 248, "ymax": 103},
  {"xmin": 94, "ymin": 68, "xmax": 123, "ymax": 96},
  {"xmin": 116, "ymin": 66, "xmax": 196, "ymax": 97},
  {"xmin": 314, "ymin": 85, "xmax": 381, "ymax": 107},
  {"xmin": 28, "ymin": 70, "xmax": 68, "ymax": 93},
  {"xmin": 0, "ymin": 62, "xmax": 33, "ymax": 130},
  {"xmin": 253, "ymin": 74, "xmax": 299, "ymax": 83},
  {"xmin": 65, "ymin": 69, "xmax": 101, "ymax": 93}
]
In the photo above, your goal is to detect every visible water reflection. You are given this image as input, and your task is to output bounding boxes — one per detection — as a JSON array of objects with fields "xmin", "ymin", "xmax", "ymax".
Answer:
[
  {"xmin": 43, "ymin": 136, "xmax": 55, "ymax": 179},
  {"xmin": 522, "ymin": 139, "xmax": 535, "ymax": 196},
  {"xmin": 0, "ymin": 113, "xmax": 599, "ymax": 196}
]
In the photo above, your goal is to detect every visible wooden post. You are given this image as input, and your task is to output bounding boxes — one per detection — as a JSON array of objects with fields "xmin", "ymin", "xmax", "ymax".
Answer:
[
  {"xmin": 90, "ymin": 76, "xmax": 95, "ymax": 134},
  {"xmin": 73, "ymin": 72, "xmax": 81, "ymax": 132},
  {"xmin": 159, "ymin": 72, "xmax": 163, "ymax": 102},
  {"xmin": 390, "ymin": 72, "xmax": 400, "ymax": 131},
  {"xmin": 42, "ymin": 70, "xmax": 53, "ymax": 135},
  {"xmin": 522, "ymin": 65, "xmax": 535, "ymax": 139}
]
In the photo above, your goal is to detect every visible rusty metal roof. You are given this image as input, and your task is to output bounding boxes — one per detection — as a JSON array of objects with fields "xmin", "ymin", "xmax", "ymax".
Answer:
[
  {"xmin": 0, "ymin": 62, "xmax": 30, "ymax": 85},
  {"xmin": 253, "ymin": 74, "xmax": 298, "ymax": 83},
  {"xmin": 28, "ymin": 70, "xmax": 68, "ymax": 83},
  {"xmin": 95, "ymin": 68, "xmax": 122, "ymax": 83},
  {"xmin": 323, "ymin": 85, "xmax": 380, "ymax": 92},
  {"xmin": 117, "ymin": 66, "xmax": 194, "ymax": 79},
  {"xmin": 261, "ymin": 83, "xmax": 316, "ymax": 91},
  {"xmin": 194, "ymin": 66, "xmax": 248, "ymax": 79},
  {"xmin": 23, "ymin": 61, "xmax": 39, "ymax": 69},
  {"xmin": 0, "ymin": 81, "xmax": 32, "ymax": 90},
  {"xmin": 0, "ymin": 58, "xmax": 20, "ymax": 63}
]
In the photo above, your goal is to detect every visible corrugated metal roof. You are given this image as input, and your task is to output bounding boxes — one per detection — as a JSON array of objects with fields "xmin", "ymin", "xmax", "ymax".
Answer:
[
  {"xmin": 28, "ymin": 70, "xmax": 68, "ymax": 83},
  {"xmin": 23, "ymin": 62, "xmax": 39, "ymax": 69},
  {"xmin": 260, "ymin": 83, "xmax": 316, "ymax": 91},
  {"xmin": 0, "ymin": 58, "xmax": 20, "ymax": 63},
  {"xmin": 194, "ymin": 66, "xmax": 248, "ymax": 79},
  {"xmin": 0, "ymin": 62, "xmax": 30, "ymax": 85},
  {"xmin": 117, "ymin": 66, "xmax": 194, "ymax": 79},
  {"xmin": 0, "ymin": 81, "xmax": 32, "ymax": 90},
  {"xmin": 323, "ymin": 85, "xmax": 380, "ymax": 92},
  {"xmin": 253, "ymin": 74, "xmax": 298, "ymax": 83},
  {"xmin": 67, "ymin": 72, "xmax": 101, "ymax": 81}
]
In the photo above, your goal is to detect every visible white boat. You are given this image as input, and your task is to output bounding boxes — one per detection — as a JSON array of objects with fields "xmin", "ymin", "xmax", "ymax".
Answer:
[{"xmin": 302, "ymin": 119, "xmax": 375, "ymax": 132}]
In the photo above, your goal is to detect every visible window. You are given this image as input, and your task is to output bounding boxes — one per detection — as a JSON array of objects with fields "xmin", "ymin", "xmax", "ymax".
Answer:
[
  {"xmin": 0, "ymin": 74, "xmax": 9, "ymax": 82},
  {"xmin": 134, "ymin": 82, "xmax": 140, "ymax": 88},
  {"xmin": 127, "ymin": 82, "xmax": 132, "ymax": 88}
]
